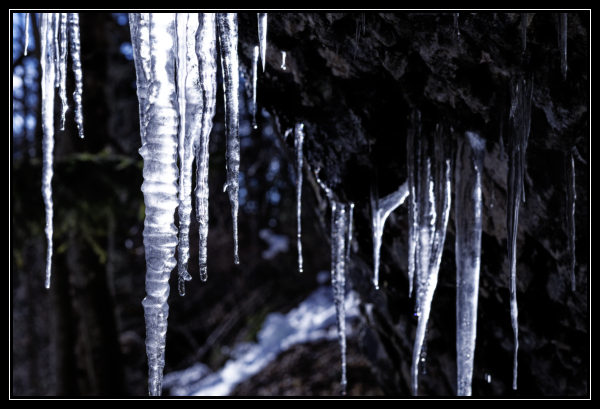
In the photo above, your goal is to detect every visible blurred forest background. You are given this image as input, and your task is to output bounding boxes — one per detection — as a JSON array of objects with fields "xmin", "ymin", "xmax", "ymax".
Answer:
[{"xmin": 11, "ymin": 13, "xmax": 382, "ymax": 396}]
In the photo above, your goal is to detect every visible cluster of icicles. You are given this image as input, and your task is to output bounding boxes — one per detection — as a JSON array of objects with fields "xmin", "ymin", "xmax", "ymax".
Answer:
[{"xmin": 32, "ymin": 13, "xmax": 578, "ymax": 396}]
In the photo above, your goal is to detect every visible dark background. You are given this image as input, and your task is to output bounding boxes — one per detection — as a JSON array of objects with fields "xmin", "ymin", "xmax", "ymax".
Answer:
[{"xmin": 12, "ymin": 12, "xmax": 589, "ymax": 397}]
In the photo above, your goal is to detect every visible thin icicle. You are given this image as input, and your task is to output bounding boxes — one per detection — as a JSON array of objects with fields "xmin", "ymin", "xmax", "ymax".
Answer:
[
  {"xmin": 295, "ymin": 123, "xmax": 304, "ymax": 273},
  {"xmin": 410, "ymin": 120, "xmax": 451, "ymax": 396},
  {"xmin": 53, "ymin": 13, "xmax": 59, "ymax": 88},
  {"xmin": 68, "ymin": 13, "xmax": 84, "ymax": 138},
  {"xmin": 455, "ymin": 131, "xmax": 486, "ymax": 396},
  {"xmin": 406, "ymin": 110, "xmax": 421, "ymax": 297},
  {"xmin": 565, "ymin": 148, "xmax": 576, "ymax": 291},
  {"xmin": 140, "ymin": 13, "xmax": 179, "ymax": 396},
  {"xmin": 217, "ymin": 13, "xmax": 240, "ymax": 265},
  {"xmin": 331, "ymin": 201, "xmax": 348, "ymax": 396},
  {"xmin": 24, "ymin": 13, "xmax": 29, "ymax": 56},
  {"xmin": 346, "ymin": 203, "xmax": 354, "ymax": 264},
  {"xmin": 195, "ymin": 13, "xmax": 217, "ymax": 282},
  {"xmin": 59, "ymin": 13, "xmax": 68, "ymax": 130},
  {"xmin": 521, "ymin": 13, "xmax": 527, "ymax": 53},
  {"xmin": 507, "ymin": 71, "xmax": 533, "ymax": 390},
  {"xmin": 558, "ymin": 13, "xmax": 568, "ymax": 80},
  {"xmin": 371, "ymin": 181, "xmax": 409, "ymax": 290},
  {"xmin": 252, "ymin": 45, "xmax": 259, "ymax": 129},
  {"xmin": 40, "ymin": 13, "xmax": 56, "ymax": 289},
  {"xmin": 454, "ymin": 13, "xmax": 460, "ymax": 36},
  {"xmin": 281, "ymin": 51, "xmax": 286, "ymax": 70},
  {"xmin": 257, "ymin": 13, "xmax": 267, "ymax": 72}
]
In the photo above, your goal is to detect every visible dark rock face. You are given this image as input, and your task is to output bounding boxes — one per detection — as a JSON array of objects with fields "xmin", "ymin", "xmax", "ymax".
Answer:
[{"xmin": 237, "ymin": 13, "xmax": 589, "ymax": 396}]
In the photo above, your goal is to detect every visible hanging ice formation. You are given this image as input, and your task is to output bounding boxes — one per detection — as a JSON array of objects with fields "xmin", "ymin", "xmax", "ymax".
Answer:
[
  {"xmin": 58, "ymin": 13, "xmax": 68, "ymax": 130},
  {"xmin": 506, "ymin": 71, "xmax": 533, "ymax": 390},
  {"xmin": 196, "ymin": 14, "xmax": 218, "ymax": 282},
  {"xmin": 217, "ymin": 13, "xmax": 241, "ymax": 265},
  {"xmin": 252, "ymin": 45, "xmax": 259, "ymax": 129},
  {"xmin": 454, "ymin": 13, "xmax": 460, "ymax": 36},
  {"xmin": 295, "ymin": 123, "xmax": 305, "ymax": 273},
  {"xmin": 521, "ymin": 13, "xmax": 527, "ymax": 53},
  {"xmin": 565, "ymin": 148, "xmax": 576, "ymax": 291},
  {"xmin": 257, "ymin": 13, "xmax": 267, "ymax": 72},
  {"xmin": 68, "ymin": 13, "xmax": 84, "ymax": 138},
  {"xmin": 455, "ymin": 131, "xmax": 486, "ymax": 396},
  {"xmin": 370, "ymin": 181, "xmax": 409, "ymax": 290},
  {"xmin": 40, "ymin": 13, "xmax": 56, "ymax": 289},
  {"xmin": 558, "ymin": 13, "xmax": 568, "ymax": 80},
  {"xmin": 24, "ymin": 13, "xmax": 29, "ymax": 55},
  {"xmin": 407, "ymin": 115, "xmax": 452, "ymax": 396},
  {"xmin": 281, "ymin": 51, "xmax": 286, "ymax": 70}
]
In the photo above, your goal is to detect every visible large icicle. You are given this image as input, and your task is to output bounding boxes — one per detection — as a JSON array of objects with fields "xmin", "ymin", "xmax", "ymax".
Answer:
[
  {"xmin": 40, "ymin": 13, "xmax": 56, "ymax": 289},
  {"xmin": 521, "ymin": 13, "xmax": 527, "ymax": 53},
  {"xmin": 195, "ymin": 13, "xmax": 218, "ymax": 282},
  {"xmin": 507, "ymin": 72, "xmax": 533, "ymax": 390},
  {"xmin": 139, "ymin": 13, "xmax": 179, "ymax": 396},
  {"xmin": 331, "ymin": 201, "xmax": 348, "ymax": 395},
  {"xmin": 558, "ymin": 13, "xmax": 568, "ymax": 80},
  {"xmin": 406, "ymin": 110, "xmax": 420, "ymax": 297},
  {"xmin": 565, "ymin": 148, "xmax": 576, "ymax": 291},
  {"xmin": 410, "ymin": 120, "xmax": 451, "ymax": 396},
  {"xmin": 252, "ymin": 45, "xmax": 258, "ymax": 129},
  {"xmin": 371, "ymin": 181, "xmax": 409, "ymax": 289},
  {"xmin": 455, "ymin": 131, "xmax": 486, "ymax": 396},
  {"xmin": 58, "ymin": 13, "xmax": 68, "ymax": 130},
  {"xmin": 257, "ymin": 13, "xmax": 267, "ymax": 72},
  {"xmin": 68, "ymin": 13, "xmax": 84, "ymax": 138},
  {"xmin": 217, "ymin": 13, "xmax": 241, "ymax": 265},
  {"xmin": 295, "ymin": 123, "xmax": 304, "ymax": 273},
  {"xmin": 24, "ymin": 13, "xmax": 29, "ymax": 56},
  {"xmin": 176, "ymin": 13, "xmax": 203, "ymax": 296}
]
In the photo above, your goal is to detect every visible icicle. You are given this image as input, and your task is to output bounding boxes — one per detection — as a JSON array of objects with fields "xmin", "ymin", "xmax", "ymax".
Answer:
[
  {"xmin": 217, "ymin": 13, "xmax": 240, "ymax": 265},
  {"xmin": 40, "ymin": 13, "xmax": 56, "ymax": 289},
  {"xmin": 346, "ymin": 203, "xmax": 354, "ymax": 264},
  {"xmin": 68, "ymin": 13, "xmax": 84, "ymax": 138},
  {"xmin": 24, "ymin": 13, "xmax": 29, "ymax": 56},
  {"xmin": 58, "ymin": 13, "xmax": 68, "ymax": 130},
  {"xmin": 195, "ymin": 13, "xmax": 217, "ymax": 282},
  {"xmin": 410, "ymin": 120, "xmax": 451, "ymax": 396},
  {"xmin": 454, "ymin": 13, "xmax": 460, "ymax": 36},
  {"xmin": 565, "ymin": 148, "xmax": 576, "ymax": 291},
  {"xmin": 257, "ymin": 13, "xmax": 267, "ymax": 72},
  {"xmin": 507, "ymin": 71, "xmax": 533, "ymax": 390},
  {"xmin": 315, "ymin": 167, "xmax": 333, "ymax": 201},
  {"xmin": 406, "ymin": 110, "xmax": 421, "ymax": 298},
  {"xmin": 295, "ymin": 123, "xmax": 304, "ymax": 273},
  {"xmin": 331, "ymin": 201, "xmax": 348, "ymax": 395},
  {"xmin": 521, "ymin": 13, "xmax": 527, "ymax": 53},
  {"xmin": 53, "ymin": 13, "xmax": 59, "ymax": 88},
  {"xmin": 455, "ymin": 131, "xmax": 486, "ymax": 396},
  {"xmin": 558, "ymin": 13, "xmax": 568, "ymax": 80},
  {"xmin": 371, "ymin": 181, "xmax": 409, "ymax": 290},
  {"xmin": 139, "ymin": 13, "xmax": 179, "ymax": 396},
  {"xmin": 252, "ymin": 45, "xmax": 259, "ymax": 129},
  {"xmin": 281, "ymin": 51, "xmax": 286, "ymax": 70}
]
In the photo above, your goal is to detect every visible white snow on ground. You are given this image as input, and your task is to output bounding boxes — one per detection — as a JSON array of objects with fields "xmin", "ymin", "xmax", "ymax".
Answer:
[{"xmin": 163, "ymin": 277, "xmax": 360, "ymax": 396}]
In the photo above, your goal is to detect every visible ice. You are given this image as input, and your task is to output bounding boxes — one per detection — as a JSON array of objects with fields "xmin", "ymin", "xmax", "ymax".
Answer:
[
  {"xmin": 195, "ymin": 13, "xmax": 217, "ymax": 282},
  {"xmin": 257, "ymin": 13, "xmax": 267, "ymax": 72},
  {"xmin": 295, "ymin": 123, "xmax": 304, "ymax": 273},
  {"xmin": 68, "ymin": 13, "xmax": 84, "ymax": 138},
  {"xmin": 24, "ymin": 13, "xmax": 29, "ymax": 56},
  {"xmin": 217, "ymin": 13, "xmax": 240, "ymax": 265},
  {"xmin": 406, "ymin": 110, "xmax": 421, "ymax": 298},
  {"xmin": 558, "ymin": 13, "xmax": 568, "ymax": 80},
  {"xmin": 40, "ymin": 13, "xmax": 56, "ymax": 289},
  {"xmin": 454, "ymin": 13, "xmax": 460, "ymax": 36},
  {"xmin": 409, "ymin": 119, "xmax": 452, "ymax": 396},
  {"xmin": 506, "ymin": 71, "xmax": 533, "ymax": 390},
  {"xmin": 252, "ymin": 45, "xmax": 258, "ymax": 129},
  {"xmin": 371, "ymin": 181, "xmax": 409, "ymax": 290},
  {"xmin": 331, "ymin": 201, "xmax": 349, "ymax": 395},
  {"xmin": 139, "ymin": 13, "xmax": 179, "ymax": 396},
  {"xmin": 565, "ymin": 148, "xmax": 576, "ymax": 291},
  {"xmin": 455, "ymin": 131, "xmax": 486, "ymax": 396},
  {"xmin": 58, "ymin": 13, "xmax": 68, "ymax": 130},
  {"xmin": 53, "ymin": 13, "xmax": 59, "ymax": 88},
  {"xmin": 521, "ymin": 13, "xmax": 527, "ymax": 53},
  {"xmin": 281, "ymin": 51, "xmax": 286, "ymax": 70},
  {"xmin": 346, "ymin": 203, "xmax": 354, "ymax": 265}
]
